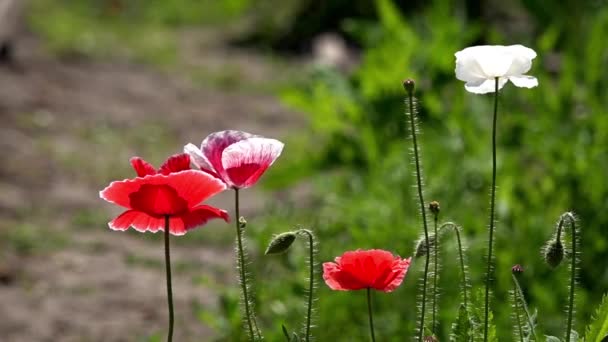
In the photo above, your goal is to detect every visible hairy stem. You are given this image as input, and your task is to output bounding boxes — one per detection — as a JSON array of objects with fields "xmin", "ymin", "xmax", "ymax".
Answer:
[
  {"xmin": 563, "ymin": 213, "xmax": 577, "ymax": 342},
  {"xmin": 484, "ymin": 77, "xmax": 500, "ymax": 342},
  {"xmin": 164, "ymin": 215, "xmax": 174, "ymax": 342},
  {"xmin": 432, "ymin": 213, "xmax": 439, "ymax": 333},
  {"xmin": 438, "ymin": 222, "xmax": 469, "ymax": 314},
  {"xmin": 405, "ymin": 82, "xmax": 430, "ymax": 342},
  {"xmin": 299, "ymin": 229, "xmax": 315, "ymax": 342},
  {"xmin": 367, "ymin": 288, "xmax": 376, "ymax": 342},
  {"xmin": 512, "ymin": 274, "xmax": 538, "ymax": 340},
  {"xmin": 512, "ymin": 280, "xmax": 525, "ymax": 342},
  {"xmin": 234, "ymin": 189, "xmax": 255, "ymax": 340}
]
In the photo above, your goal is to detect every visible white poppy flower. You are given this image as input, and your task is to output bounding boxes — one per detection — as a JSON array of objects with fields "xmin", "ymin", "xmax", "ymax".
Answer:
[{"xmin": 455, "ymin": 45, "xmax": 538, "ymax": 94}]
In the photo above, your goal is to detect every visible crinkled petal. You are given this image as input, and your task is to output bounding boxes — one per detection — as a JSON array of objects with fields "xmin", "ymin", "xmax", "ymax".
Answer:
[
  {"xmin": 200, "ymin": 130, "xmax": 258, "ymax": 183},
  {"xmin": 100, "ymin": 170, "xmax": 226, "ymax": 209},
  {"xmin": 508, "ymin": 75, "xmax": 538, "ymax": 88},
  {"xmin": 221, "ymin": 137, "xmax": 284, "ymax": 188},
  {"xmin": 322, "ymin": 262, "xmax": 368, "ymax": 291},
  {"xmin": 158, "ymin": 153, "xmax": 192, "ymax": 175},
  {"xmin": 464, "ymin": 77, "xmax": 509, "ymax": 94},
  {"xmin": 108, "ymin": 210, "xmax": 164, "ymax": 233},
  {"xmin": 380, "ymin": 257, "xmax": 411, "ymax": 292},
  {"xmin": 130, "ymin": 157, "xmax": 157, "ymax": 177},
  {"xmin": 108, "ymin": 206, "xmax": 228, "ymax": 235}
]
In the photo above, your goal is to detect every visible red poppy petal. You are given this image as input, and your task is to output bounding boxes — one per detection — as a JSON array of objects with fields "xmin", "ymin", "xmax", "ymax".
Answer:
[
  {"xmin": 158, "ymin": 153, "xmax": 192, "ymax": 175},
  {"xmin": 130, "ymin": 157, "xmax": 157, "ymax": 177},
  {"xmin": 108, "ymin": 210, "xmax": 164, "ymax": 233},
  {"xmin": 323, "ymin": 261, "xmax": 368, "ymax": 291},
  {"xmin": 169, "ymin": 205, "xmax": 229, "ymax": 235},
  {"xmin": 382, "ymin": 257, "xmax": 411, "ymax": 292},
  {"xmin": 100, "ymin": 171, "xmax": 226, "ymax": 210},
  {"xmin": 221, "ymin": 137, "xmax": 284, "ymax": 188},
  {"xmin": 201, "ymin": 130, "xmax": 257, "ymax": 184}
]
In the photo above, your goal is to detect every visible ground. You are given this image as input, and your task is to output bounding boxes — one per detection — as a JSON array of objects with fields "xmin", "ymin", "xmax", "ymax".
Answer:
[{"xmin": 0, "ymin": 29, "xmax": 304, "ymax": 341}]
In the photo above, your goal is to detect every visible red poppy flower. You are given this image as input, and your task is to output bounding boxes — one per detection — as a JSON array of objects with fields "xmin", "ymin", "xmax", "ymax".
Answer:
[
  {"xmin": 184, "ymin": 130, "xmax": 284, "ymax": 189},
  {"xmin": 100, "ymin": 155, "xmax": 229, "ymax": 235},
  {"xmin": 323, "ymin": 249, "xmax": 411, "ymax": 292}
]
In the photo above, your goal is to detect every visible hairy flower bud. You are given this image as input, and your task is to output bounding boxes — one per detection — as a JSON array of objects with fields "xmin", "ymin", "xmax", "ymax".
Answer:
[
  {"xmin": 511, "ymin": 264, "xmax": 524, "ymax": 274},
  {"xmin": 543, "ymin": 239, "xmax": 564, "ymax": 268},
  {"xmin": 428, "ymin": 201, "xmax": 440, "ymax": 215},
  {"xmin": 265, "ymin": 232, "xmax": 297, "ymax": 255},
  {"xmin": 403, "ymin": 79, "xmax": 415, "ymax": 94}
]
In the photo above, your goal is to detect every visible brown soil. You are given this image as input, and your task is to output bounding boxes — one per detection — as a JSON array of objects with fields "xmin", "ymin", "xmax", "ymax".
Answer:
[{"xmin": 0, "ymin": 30, "xmax": 304, "ymax": 342}]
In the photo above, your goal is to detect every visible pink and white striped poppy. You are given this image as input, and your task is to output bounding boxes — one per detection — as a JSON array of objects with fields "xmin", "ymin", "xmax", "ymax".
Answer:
[
  {"xmin": 184, "ymin": 130, "xmax": 284, "ymax": 189},
  {"xmin": 100, "ymin": 154, "xmax": 229, "ymax": 235}
]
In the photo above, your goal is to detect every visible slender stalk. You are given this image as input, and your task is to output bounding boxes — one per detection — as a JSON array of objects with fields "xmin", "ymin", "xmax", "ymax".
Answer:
[
  {"xmin": 438, "ymin": 222, "xmax": 469, "ymax": 312},
  {"xmin": 164, "ymin": 215, "xmax": 174, "ymax": 342},
  {"xmin": 484, "ymin": 77, "xmax": 500, "ymax": 342},
  {"xmin": 564, "ymin": 213, "xmax": 577, "ymax": 342},
  {"xmin": 234, "ymin": 188, "xmax": 255, "ymax": 340},
  {"xmin": 432, "ymin": 213, "xmax": 439, "ymax": 333},
  {"xmin": 512, "ymin": 280, "xmax": 525, "ymax": 342},
  {"xmin": 404, "ymin": 80, "xmax": 431, "ymax": 342},
  {"xmin": 367, "ymin": 288, "xmax": 376, "ymax": 342},
  {"xmin": 512, "ymin": 274, "xmax": 538, "ymax": 341},
  {"xmin": 299, "ymin": 229, "xmax": 315, "ymax": 342}
]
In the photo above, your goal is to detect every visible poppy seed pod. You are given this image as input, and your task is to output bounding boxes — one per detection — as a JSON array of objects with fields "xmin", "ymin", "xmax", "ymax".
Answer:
[
  {"xmin": 543, "ymin": 239, "xmax": 564, "ymax": 268},
  {"xmin": 265, "ymin": 232, "xmax": 297, "ymax": 255}
]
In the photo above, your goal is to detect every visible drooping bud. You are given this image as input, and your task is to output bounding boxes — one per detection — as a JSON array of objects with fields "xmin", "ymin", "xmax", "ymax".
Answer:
[
  {"xmin": 511, "ymin": 264, "xmax": 524, "ymax": 274},
  {"xmin": 414, "ymin": 233, "xmax": 437, "ymax": 258},
  {"xmin": 238, "ymin": 216, "xmax": 247, "ymax": 229},
  {"xmin": 543, "ymin": 239, "xmax": 564, "ymax": 268},
  {"xmin": 428, "ymin": 201, "xmax": 440, "ymax": 215},
  {"xmin": 403, "ymin": 79, "xmax": 415, "ymax": 94},
  {"xmin": 423, "ymin": 335, "xmax": 438, "ymax": 342},
  {"xmin": 265, "ymin": 232, "xmax": 297, "ymax": 255}
]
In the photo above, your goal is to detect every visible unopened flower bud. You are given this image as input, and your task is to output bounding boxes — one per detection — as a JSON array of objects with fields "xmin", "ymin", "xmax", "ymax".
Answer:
[
  {"xmin": 424, "ymin": 336, "xmax": 438, "ymax": 342},
  {"xmin": 414, "ymin": 234, "xmax": 436, "ymax": 258},
  {"xmin": 543, "ymin": 239, "xmax": 564, "ymax": 268},
  {"xmin": 428, "ymin": 201, "xmax": 440, "ymax": 215},
  {"xmin": 238, "ymin": 216, "xmax": 247, "ymax": 229},
  {"xmin": 511, "ymin": 264, "xmax": 524, "ymax": 274},
  {"xmin": 403, "ymin": 79, "xmax": 415, "ymax": 94},
  {"xmin": 265, "ymin": 232, "xmax": 297, "ymax": 255}
]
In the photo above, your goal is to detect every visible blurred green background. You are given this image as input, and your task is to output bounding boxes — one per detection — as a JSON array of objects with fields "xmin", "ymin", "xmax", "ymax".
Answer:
[{"xmin": 1, "ymin": 0, "xmax": 607, "ymax": 341}]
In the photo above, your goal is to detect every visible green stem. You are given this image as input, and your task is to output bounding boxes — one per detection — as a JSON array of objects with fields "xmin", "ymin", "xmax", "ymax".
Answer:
[
  {"xmin": 406, "ymin": 82, "xmax": 430, "ymax": 342},
  {"xmin": 367, "ymin": 288, "xmax": 376, "ymax": 342},
  {"xmin": 564, "ymin": 213, "xmax": 577, "ymax": 342},
  {"xmin": 438, "ymin": 222, "xmax": 468, "ymax": 313},
  {"xmin": 164, "ymin": 215, "xmax": 174, "ymax": 342},
  {"xmin": 512, "ymin": 274, "xmax": 538, "ymax": 340},
  {"xmin": 432, "ymin": 214, "xmax": 439, "ymax": 333},
  {"xmin": 299, "ymin": 229, "xmax": 315, "ymax": 342},
  {"xmin": 234, "ymin": 189, "xmax": 255, "ymax": 341},
  {"xmin": 484, "ymin": 77, "xmax": 500, "ymax": 342},
  {"xmin": 512, "ymin": 279, "xmax": 525, "ymax": 342}
]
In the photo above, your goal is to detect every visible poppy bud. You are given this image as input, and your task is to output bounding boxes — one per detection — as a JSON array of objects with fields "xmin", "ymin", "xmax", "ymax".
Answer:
[
  {"xmin": 265, "ymin": 232, "xmax": 297, "ymax": 255},
  {"xmin": 428, "ymin": 201, "xmax": 440, "ymax": 215},
  {"xmin": 543, "ymin": 239, "xmax": 564, "ymax": 268},
  {"xmin": 414, "ymin": 234, "xmax": 436, "ymax": 258},
  {"xmin": 403, "ymin": 79, "xmax": 415, "ymax": 94},
  {"xmin": 239, "ymin": 216, "xmax": 247, "ymax": 229}
]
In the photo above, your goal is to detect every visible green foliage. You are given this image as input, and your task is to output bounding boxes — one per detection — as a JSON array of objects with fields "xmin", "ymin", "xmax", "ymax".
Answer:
[
  {"xmin": 584, "ymin": 294, "xmax": 608, "ymax": 342},
  {"xmin": 451, "ymin": 305, "xmax": 472, "ymax": 342}
]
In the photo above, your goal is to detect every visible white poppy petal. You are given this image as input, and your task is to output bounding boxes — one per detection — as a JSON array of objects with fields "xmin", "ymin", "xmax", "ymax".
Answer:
[
  {"xmin": 184, "ymin": 143, "xmax": 213, "ymax": 170},
  {"xmin": 508, "ymin": 75, "xmax": 538, "ymax": 88},
  {"xmin": 464, "ymin": 78, "xmax": 508, "ymax": 94},
  {"xmin": 455, "ymin": 51, "xmax": 489, "ymax": 82}
]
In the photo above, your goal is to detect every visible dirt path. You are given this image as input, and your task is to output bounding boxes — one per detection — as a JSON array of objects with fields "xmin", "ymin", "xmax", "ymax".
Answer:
[{"xmin": 0, "ymin": 31, "xmax": 303, "ymax": 341}]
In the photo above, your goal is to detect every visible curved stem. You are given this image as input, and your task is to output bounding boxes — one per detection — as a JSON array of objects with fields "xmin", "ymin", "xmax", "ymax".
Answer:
[
  {"xmin": 484, "ymin": 77, "xmax": 500, "ymax": 342},
  {"xmin": 299, "ymin": 229, "xmax": 315, "ymax": 342},
  {"xmin": 234, "ymin": 189, "xmax": 255, "ymax": 340},
  {"xmin": 367, "ymin": 288, "xmax": 376, "ymax": 342},
  {"xmin": 432, "ymin": 214, "xmax": 439, "ymax": 333},
  {"xmin": 438, "ymin": 222, "xmax": 469, "ymax": 315},
  {"xmin": 406, "ymin": 83, "xmax": 430, "ymax": 342},
  {"xmin": 164, "ymin": 215, "xmax": 174, "ymax": 342},
  {"xmin": 564, "ymin": 213, "xmax": 577, "ymax": 342}
]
